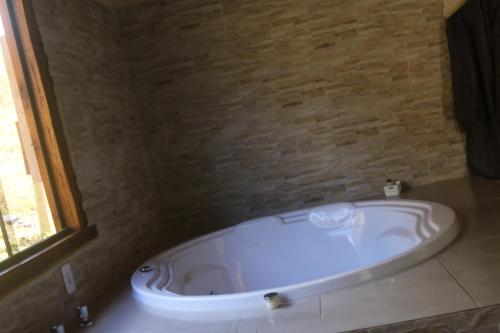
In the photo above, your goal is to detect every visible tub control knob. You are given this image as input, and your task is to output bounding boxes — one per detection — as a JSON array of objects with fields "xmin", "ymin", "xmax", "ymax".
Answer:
[
  {"xmin": 76, "ymin": 305, "xmax": 93, "ymax": 328},
  {"xmin": 139, "ymin": 265, "xmax": 154, "ymax": 273},
  {"xmin": 264, "ymin": 292, "xmax": 285, "ymax": 309}
]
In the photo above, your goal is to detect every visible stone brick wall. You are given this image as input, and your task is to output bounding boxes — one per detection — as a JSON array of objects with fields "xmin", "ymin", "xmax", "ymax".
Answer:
[
  {"xmin": 118, "ymin": 0, "xmax": 467, "ymax": 242},
  {"xmin": 0, "ymin": 1, "xmax": 162, "ymax": 332}
]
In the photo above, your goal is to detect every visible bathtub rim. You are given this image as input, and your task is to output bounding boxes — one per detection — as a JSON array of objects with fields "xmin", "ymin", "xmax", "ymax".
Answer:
[{"xmin": 131, "ymin": 199, "xmax": 459, "ymax": 310}]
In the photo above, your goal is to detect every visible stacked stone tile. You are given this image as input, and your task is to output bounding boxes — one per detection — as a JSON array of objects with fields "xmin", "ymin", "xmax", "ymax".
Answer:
[{"xmin": 118, "ymin": 0, "xmax": 466, "ymax": 242}]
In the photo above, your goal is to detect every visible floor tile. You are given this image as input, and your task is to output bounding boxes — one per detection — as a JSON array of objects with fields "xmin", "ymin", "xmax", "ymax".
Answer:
[
  {"xmin": 258, "ymin": 318, "xmax": 332, "ymax": 333},
  {"xmin": 400, "ymin": 177, "xmax": 500, "ymax": 208},
  {"xmin": 75, "ymin": 288, "xmax": 241, "ymax": 333},
  {"xmin": 237, "ymin": 296, "xmax": 320, "ymax": 332},
  {"xmin": 439, "ymin": 235, "xmax": 500, "ymax": 307},
  {"xmin": 236, "ymin": 325, "xmax": 258, "ymax": 333},
  {"xmin": 317, "ymin": 259, "xmax": 476, "ymax": 332},
  {"xmin": 177, "ymin": 320, "xmax": 239, "ymax": 333},
  {"xmin": 450, "ymin": 200, "xmax": 500, "ymax": 243}
]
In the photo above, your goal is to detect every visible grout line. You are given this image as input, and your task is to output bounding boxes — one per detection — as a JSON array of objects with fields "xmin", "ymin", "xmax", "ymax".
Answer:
[
  {"xmin": 436, "ymin": 257, "xmax": 481, "ymax": 307},
  {"xmin": 319, "ymin": 295, "xmax": 324, "ymax": 319},
  {"xmin": 459, "ymin": 233, "xmax": 500, "ymax": 245},
  {"xmin": 236, "ymin": 317, "xmax": 244, "ymax": 333},
  {"xmin": 475, "ymin": 196, "xmax": 500, "ymax": 205}
]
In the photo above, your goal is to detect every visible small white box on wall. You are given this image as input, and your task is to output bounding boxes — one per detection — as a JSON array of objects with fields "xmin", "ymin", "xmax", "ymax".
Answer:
[
  {"xmin": 61, "ymin": 263, "xmax": 76, "ymax": 294},
  {"xmin": 384, "ymin": 180, "xmax": 402, "ymax": 197}
]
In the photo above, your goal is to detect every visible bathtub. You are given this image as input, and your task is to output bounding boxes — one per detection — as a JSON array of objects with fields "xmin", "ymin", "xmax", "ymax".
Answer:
[{"xmin": 131, "ymin": 200, "xmax": 458, "ymax": 312}]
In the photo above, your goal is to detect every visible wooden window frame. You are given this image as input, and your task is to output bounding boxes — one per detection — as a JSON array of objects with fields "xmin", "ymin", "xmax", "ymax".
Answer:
[{"xmin": 0, "ymin": 0, "xmax": 96, "ymax": 297}]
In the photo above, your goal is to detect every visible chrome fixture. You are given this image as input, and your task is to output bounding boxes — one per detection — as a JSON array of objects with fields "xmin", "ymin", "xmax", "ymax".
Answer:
[
  {"xmin": 76, "ymin": 305, "xmax": 94, "ymax": 328},
  {"xmin": 139, "ymin": 265, "xmax": 154, "ymax": 273},
  {"xmin": 50, "ymin": 324, "xmax": 66, "ymax": 333}
]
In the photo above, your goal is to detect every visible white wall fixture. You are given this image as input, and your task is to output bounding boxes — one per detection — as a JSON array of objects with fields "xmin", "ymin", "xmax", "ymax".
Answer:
[
  {"xmin": 384, "ymin": 180, "xmax": 402, "ymax": 197},
  {"xmin": 132, "ymin": 200, "xmax": 458, "ymax": 312},
  {"xmin": 61, "ymin": 263, "xmax": 76, "ymax": 295}
]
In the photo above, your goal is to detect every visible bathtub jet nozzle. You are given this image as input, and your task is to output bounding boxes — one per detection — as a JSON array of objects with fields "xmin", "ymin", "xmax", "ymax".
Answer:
[{"xmin": 139, "ymin": 265, "xmax": 154, "ymax": 273}]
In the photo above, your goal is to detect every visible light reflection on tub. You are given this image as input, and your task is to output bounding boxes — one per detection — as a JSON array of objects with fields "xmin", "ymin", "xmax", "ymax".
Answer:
[{"xmin": 132, "ymin": 200, "xmax": 458, "ymax": 312}]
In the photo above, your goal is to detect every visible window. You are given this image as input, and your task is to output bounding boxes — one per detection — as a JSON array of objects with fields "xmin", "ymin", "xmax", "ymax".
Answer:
[
  {"xmin": 0, "ymin": 0, "xmax": 96, "ymax": 296},
  {"xmin": 0, "ymin": 13, "xmax": 59, "ymax": 260}
]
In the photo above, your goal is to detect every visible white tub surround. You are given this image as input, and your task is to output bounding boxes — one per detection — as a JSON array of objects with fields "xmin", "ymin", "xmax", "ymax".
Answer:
[{"xmin": 132, "ymin": 200, "xmax": 458, "ymax": 312}]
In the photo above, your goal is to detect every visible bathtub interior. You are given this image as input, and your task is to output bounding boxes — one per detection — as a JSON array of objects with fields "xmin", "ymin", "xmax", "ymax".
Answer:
[{"xmin": 163, "ymin": 201, "xmax": 436, "ymax": 296}]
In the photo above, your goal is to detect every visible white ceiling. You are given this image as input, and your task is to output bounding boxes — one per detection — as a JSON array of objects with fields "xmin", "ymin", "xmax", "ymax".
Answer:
[{"xmin": 96, "ymin": 0, "xmax": 151, "ymax": 9}]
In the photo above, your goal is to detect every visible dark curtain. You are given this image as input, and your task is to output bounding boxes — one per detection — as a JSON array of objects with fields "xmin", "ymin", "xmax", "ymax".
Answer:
[{"xmin": 447, "ymin": 0, "xmax": 500, "ymax": 178}]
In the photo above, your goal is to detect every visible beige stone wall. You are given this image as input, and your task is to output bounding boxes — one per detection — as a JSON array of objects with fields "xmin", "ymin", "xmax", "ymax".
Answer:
[
  {"xmin": 0, "ymin": 1, "xmax": 162, "ymax": 332},
  {"xmin": 118, "ymin": 0, "xmax": 466, "ymax": 242}
]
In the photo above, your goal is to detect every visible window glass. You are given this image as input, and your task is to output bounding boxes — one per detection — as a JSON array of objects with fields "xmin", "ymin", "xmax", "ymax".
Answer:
[{"xmin": 0, "ymin": 15, "xmax": 57, "ymax": 261}]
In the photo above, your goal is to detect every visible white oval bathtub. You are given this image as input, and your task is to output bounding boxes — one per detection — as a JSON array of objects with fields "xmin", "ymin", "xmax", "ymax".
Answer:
[{"xmin": 131, "ymin": 200, "xmax": 458, "ymax": 312}]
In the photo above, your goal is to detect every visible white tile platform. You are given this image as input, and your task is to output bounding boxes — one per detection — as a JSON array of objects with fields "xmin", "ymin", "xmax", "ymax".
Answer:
[{"xmin": 73, "ymin": 177, "xmax": 500, "ymax": 333}]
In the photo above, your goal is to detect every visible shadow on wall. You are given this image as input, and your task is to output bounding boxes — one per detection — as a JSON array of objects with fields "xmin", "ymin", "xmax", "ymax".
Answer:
[{"xmin": 439, "ymin": 19, "xmax": 462, "ymax": 125}]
